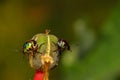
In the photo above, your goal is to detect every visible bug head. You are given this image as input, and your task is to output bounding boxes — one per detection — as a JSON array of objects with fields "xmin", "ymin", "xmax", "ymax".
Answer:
[
  {"xmin": 57, "ymin": 39, "xmax": 71, "ymax": 52},
  {"xmin": 23, "ymin": 40, "xmax": 38, "ymax": 56}
]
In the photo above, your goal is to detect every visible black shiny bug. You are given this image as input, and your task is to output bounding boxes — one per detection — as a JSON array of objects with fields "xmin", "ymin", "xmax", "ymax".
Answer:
[
  {"xmin": 57, "ymin": 39, "xmax": 71, "ymax": 54},
  {"xmin": 23, "ymin": 40, "xmax": 38, "ymax": 56}
]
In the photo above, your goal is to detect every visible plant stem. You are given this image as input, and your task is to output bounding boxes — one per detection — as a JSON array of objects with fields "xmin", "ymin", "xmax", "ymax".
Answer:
[{"xmin": 43, "ymin": 62, "xmax": 50, "ymax": 80}]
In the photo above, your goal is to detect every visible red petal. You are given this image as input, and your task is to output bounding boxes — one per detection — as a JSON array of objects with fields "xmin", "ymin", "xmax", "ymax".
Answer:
[{"xmin": 34, "ymin": 70, "xmax": 44, "ymax": 80}]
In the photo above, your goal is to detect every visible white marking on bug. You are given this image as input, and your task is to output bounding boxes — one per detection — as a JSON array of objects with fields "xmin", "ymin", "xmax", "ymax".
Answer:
[
  {"xmin": 58, "ymin": 41, "xmax": 65, "ymax": 48},
  {"xmin": 62, "ymin": 41, "xmax": 65, "ymax": 47}
]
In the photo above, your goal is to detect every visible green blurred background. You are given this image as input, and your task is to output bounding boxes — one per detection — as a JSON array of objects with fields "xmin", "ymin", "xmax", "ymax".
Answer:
[{"xmin": 0, "ymin": 0, "xmax": 120, "ymax": 80}]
